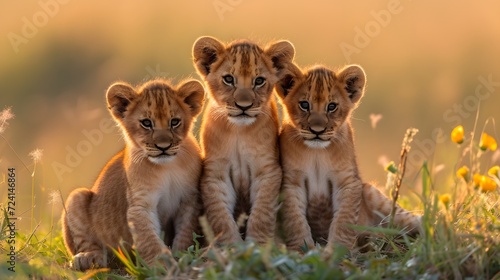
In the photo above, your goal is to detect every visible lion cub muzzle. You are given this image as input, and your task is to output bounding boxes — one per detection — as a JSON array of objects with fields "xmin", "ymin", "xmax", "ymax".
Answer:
[
  {"xmin": 233, "ymin": 88, "xmax": 255, "ymax": 111},
  {"xmin": 149, "ymin": 130, "xmax": 178, "ymax": 163},
  {"xmin": 228, "ymin": 87, "xmax": 258, "ymax": 125},
  {"xmin": 304, "ymin": 111, "xmax": 331, "ymax": 148},
  {"xmin": 308, "ymin": 111, "xmax": 328, "ymax": 135}
]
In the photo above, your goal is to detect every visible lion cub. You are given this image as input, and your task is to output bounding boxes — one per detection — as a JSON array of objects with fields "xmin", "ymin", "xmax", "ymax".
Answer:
[
  {"xmin": 192, "ymin": 37, "xmax": 295, "ymax": 244},
  {"xmin": 277, "ymin": 64, "xmax": 421, "ymax": 252},
  {"xmin": 62, "ymin": 79, "xmax": 204, "ymax": 271}
]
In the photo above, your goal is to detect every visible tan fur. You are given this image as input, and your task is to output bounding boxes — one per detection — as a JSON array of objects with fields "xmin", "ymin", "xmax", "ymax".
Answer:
[
  {"xmin": 277, "ymin": 65, "xmax": 421, "ymax": 252},
  {"xmin": 62, "ymin": 79, "xmax": 204, "ymax": 271},
  {"xmin": 192, "ymin": 37, "xmax": 295, "ymax": 244}
]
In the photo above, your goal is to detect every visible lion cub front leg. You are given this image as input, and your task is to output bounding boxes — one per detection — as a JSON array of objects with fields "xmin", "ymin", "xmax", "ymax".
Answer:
[
  {"xmin": 326, "ymin": 179, "xmax": 363, "ymax": 253},
  {"xmin": 172, "ymin": 194, "xmax": 201, "ymax": 251},
  {"xmin": 281, "ymin": 179, "xmax": 315, "ymax": 251},
  {"xmin": 62, "ymin": 188, "xmax": 108, "ymax": 271},
  {"xmin": 246, "ymin": 162, "xmax": 282, "ymax": 244},
  {"xmin": 127, "ymin": 192, "xmax": 168, "ymax": 265},
  {"xmin": 201, "ymin": 162, "xmax": 242, "ymax": 244}
]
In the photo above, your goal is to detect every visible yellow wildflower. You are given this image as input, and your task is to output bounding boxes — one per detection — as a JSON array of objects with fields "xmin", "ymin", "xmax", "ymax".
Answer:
[
  {"xmin": 488, "ymin": 165, "xmax": 500, "ymax": 179},
  {"xmin": 456, "ymin": 166, "xmax": 469, "ymax": 182},
  {"xmin": 439, "ymin": 194, "xmax": 451, "ymax": 206},
  {"xmin": 451, "ymin": 125, "xmax": 464, "ymax": 144},
  {"xmin": 473, "ymin": 173, "xmax": 482, "ymax": 187},
  {"xmin": 479, "ymin": 133, "xmax": 497, "ymax": 151},
  {"xmin": 488, "ymin": 165, "xmax": 499, "ymax": 179},
  {"xmin": 385, "ymin": 161, "xmax": 398, "ymax": 174},
  {"xmin": 480, "ymin": 176, "xmax": 497, "ymax": 192}
]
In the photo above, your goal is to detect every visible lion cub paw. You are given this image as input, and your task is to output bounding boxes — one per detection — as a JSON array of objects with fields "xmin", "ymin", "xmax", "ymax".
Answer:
[{"xmin": 72, "ymin": 251, "xmax": 107, "ymax": 271}]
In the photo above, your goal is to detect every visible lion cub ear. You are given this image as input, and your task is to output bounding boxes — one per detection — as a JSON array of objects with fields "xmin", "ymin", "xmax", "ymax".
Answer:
[
  {"xmin": 275, "ymin": 63, "xmax": 303, "ymax": 100},
  {"xmin": 265, "ymin": 40, "xmax": 299, "ymax": 99},
  {"xmin": 192, "ymin": 36, "xmax": 226, "ymax": 77},
  {"xmin": 265, "ymin": 40, "xmax": 295, "ymax": 74},
  {"xmin": 177, "ymin": 80, "xmax": 205, "ymax": 117},
  {"xmin": 337, "ymin": 64, "xmax": 366, "ymax": 104},
  {"xmin": 106, "ymin": 82, "xmax": 137, "ymax": 120}
]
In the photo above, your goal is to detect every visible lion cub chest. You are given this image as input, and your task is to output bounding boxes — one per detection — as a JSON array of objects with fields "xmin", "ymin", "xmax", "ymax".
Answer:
[
  {"xmin": 153, "ymin": 164, "xmax": 197, "ymax": 223},
  {"xmin": 298, "ymin": 153, "xmax": 340, "ymax": 242},
  {"xmin": 224, "ymin": 134, "xmax": 258, "ymax": 216}
]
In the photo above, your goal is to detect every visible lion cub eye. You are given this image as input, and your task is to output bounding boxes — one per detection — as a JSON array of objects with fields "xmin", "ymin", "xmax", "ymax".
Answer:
[
  {"xmin": 327, "ymin": 102, "xmax": 338, "ymax": 113},
  {"xmin": 222, "ymin": 74, "xmax": 235, "ymax": 86},
  {"xmin": 254, "ymin": 77, "xmax": 266, "ymax": 88},
  {"xmin": 140, "ymin": 119, "xmax": 153, "ymax": 129},
  {"xmin": 170, "ymin": 118, "xmax": 181, "ymax": 128},
  {"xmin": 298, "ymin": 101, "xmax": 310, "ymax": 112}
]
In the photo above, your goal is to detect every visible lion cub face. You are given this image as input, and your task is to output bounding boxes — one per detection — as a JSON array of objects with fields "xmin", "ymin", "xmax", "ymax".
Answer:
[
  {"xmin": 277, "ymin": 65, "xmax": 366, "ymax": 148},
  {"xmin": 106, "ymin": 79, "xmax": 204, "ymax": 164},
  {"xmin": 193, "ymin": 36, "xmax": 295, "ymax": 126}
]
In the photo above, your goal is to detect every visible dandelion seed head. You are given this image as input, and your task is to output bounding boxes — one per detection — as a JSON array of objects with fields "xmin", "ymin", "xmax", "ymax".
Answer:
[
  {"xmin": 0, "ymin": 107, "xmax": 14, "ymax": 134},
  {"xmin": 0, "ymin": 107, "xmax": 14, "ymax": 122},
  {"xmin": 29, "ymin": 149, "xmax": 43, "ymax": 163},
  {"xmin": 49, "ymin": 190, "xmax": 62, "ymax": 205}
]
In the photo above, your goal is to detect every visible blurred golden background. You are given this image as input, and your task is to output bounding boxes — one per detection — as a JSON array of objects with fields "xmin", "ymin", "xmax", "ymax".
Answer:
[{"xmin": 1, "ymin": 0, "xmax": 499, "ymax": 232}]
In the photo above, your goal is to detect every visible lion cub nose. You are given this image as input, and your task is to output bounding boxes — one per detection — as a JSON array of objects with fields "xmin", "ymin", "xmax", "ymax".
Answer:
[
  {"xmin": 155, "ymin": 143, "xmax": 172, "ymax": 151},
  {"xmin": 234, "ymin": 89, "xmax": 254, "ymax": 111},
  {"xmin": 309, "ymin": 126, "xmax": 326, "ymax": 135},
  {"xmin": 235, "ymin": 101, "xmax": 253, "ymax": 111}
]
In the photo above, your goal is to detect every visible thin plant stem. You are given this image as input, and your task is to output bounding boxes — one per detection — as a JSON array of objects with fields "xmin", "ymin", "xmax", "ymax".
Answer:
[
  {"xmin": 31, "ymin": 161, "xmax": 37, "ymax": 233},
  {"xmin": 0, "ymin": 134, "xmax": 31, "ymax": 172},
  {"xmin": 390, "ymin": 128, "xmax": 418, "ymax": 228}
]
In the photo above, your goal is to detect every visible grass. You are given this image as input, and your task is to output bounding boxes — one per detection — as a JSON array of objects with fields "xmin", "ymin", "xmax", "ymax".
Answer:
[
  {"xmin": 0, "ymin": 107, "xmax": 499, "ymax": 279},
  {"xmin": 1, "ymin": 203, "xmax": 498, "ymax": 280}
]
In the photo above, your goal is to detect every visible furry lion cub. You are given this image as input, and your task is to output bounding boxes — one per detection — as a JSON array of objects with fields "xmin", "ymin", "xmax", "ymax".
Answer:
[
  {"xmin": 62, "ymin": 79, "xmax": 204, "ymax": 271},
  {"xmin": 192, "ymin": 37, "xmax": 295, "ymax": 244},
  {"xmin": 277, "ymin": 64, "xmax": 421, "ymax": 252}
]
